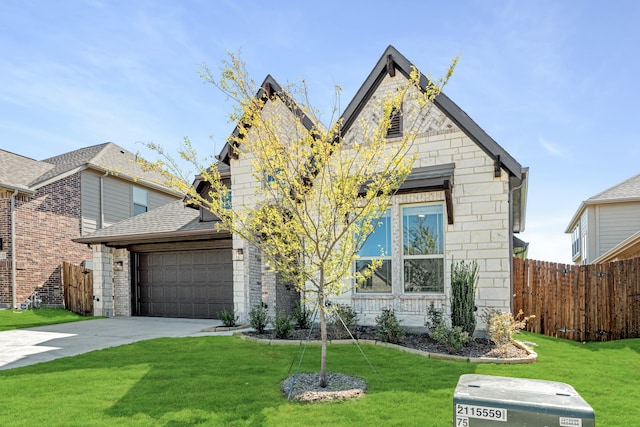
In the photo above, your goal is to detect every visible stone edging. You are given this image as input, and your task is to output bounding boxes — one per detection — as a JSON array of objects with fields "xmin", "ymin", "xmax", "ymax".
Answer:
[
  {"xmin": 234, "ymin": 332, "xmax": 537, "ymax": 364},
  {"xmin": 200, "ymin": 324, "xmax": 251, "ymax": 333}
]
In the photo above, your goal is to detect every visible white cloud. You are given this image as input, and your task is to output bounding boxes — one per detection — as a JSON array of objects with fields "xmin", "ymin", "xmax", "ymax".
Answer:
[{"xmin": 539, "ymin": 137, "xmax": 568, "ymax": 158}]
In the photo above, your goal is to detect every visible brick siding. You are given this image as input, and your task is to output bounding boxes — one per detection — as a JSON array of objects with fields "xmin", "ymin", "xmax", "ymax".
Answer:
[{"xmin": 0, "ymin": 173, "xmax": 92, "ymax": 307}]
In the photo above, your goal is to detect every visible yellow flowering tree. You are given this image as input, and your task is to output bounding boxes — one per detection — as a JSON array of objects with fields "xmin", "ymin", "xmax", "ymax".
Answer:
[{"xmin": 146, "ymin": 53, "xmax": 456, "ymax": 387}]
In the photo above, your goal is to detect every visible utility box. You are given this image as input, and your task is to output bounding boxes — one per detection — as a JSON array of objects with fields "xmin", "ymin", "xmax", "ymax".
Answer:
[{"xmin": 453, "ymin": 374, "xmax": 595, "ymax": 427}]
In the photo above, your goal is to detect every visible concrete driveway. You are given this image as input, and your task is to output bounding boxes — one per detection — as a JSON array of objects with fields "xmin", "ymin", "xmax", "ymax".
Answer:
[{"xmin": 0, "ymin": 317, "xmax": 242, "ymax": 370}]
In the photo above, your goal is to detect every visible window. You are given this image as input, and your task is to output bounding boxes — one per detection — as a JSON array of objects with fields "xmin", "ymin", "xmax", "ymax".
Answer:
[
  {"xmin": 133, "ymin": 187, "xmax": 148, "ymax": 216},
  {"xmin": 571, "ymin": 225, "xmax": 581, "ymax": 258},
  {"xmin": 222, "ymin": 189, "xmax": 232, "ymax": 210},
  {"xmin": 386, "ymin": 104, "xmax": 403, "ymax": 138},
  {"xmin": 355, "ymin": 209, "xmax": 392, "ymax": 293},
  {"xmin": 403, "ymin": 204, "xmax": 444, "ymax": 293}
]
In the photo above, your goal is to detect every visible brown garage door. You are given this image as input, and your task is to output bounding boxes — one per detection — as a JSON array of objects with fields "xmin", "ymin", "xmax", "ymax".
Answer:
[{"xmin": 136, "ymin": 249, "xmax": 233, "ymax": 319}]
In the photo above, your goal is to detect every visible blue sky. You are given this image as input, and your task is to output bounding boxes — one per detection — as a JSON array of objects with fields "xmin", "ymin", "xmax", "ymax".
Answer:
[{"xmin": 1, "ymin": 0, "xmax": 639, "ymax": 264}]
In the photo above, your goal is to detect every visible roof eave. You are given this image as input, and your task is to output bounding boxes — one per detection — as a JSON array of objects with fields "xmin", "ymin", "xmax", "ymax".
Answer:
[
  {"xmin": 0, "ymin": 184, "xmax": 36, "ymax": 196},
  {"xmin": 73, "ymin": 228, "xmax": 231, "ymax": 247},
  {"xmin": 592, "ymin": 229, "xmax": 640, "ymax": 264}
]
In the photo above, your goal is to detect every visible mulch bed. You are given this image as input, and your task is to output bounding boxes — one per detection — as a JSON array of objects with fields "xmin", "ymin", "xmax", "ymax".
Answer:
[{"xmin": 246, "ymin": 326, "xmax": 531, "ymax": 359}]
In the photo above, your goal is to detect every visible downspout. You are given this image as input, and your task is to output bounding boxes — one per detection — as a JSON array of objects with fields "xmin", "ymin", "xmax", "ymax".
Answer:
[
  {"xmin": 508, "ymin": 171, "xmax": 527, "ymax": 313},
  {"xmin": 10, "ymin": 189, "xmax": 18, "ymax": 309}
]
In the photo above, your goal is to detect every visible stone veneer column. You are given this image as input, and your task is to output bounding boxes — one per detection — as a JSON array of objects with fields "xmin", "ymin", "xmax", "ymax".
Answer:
[
  {"xmin": 92, "ymin": 244, "xmax": 113, "ymax": 317},
  {"xmin": 112, "ymin": 248, "xmax": 130, "ymax": 316}
]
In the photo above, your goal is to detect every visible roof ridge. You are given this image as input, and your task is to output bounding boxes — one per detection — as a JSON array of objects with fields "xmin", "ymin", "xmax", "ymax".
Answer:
[
  {"xmin": 89, "ymin": 142, "xmax": 120, "ymax": 167},
  {"xmin": 41, "ymin": 142, "xmax": 110, "ymax": 163}
]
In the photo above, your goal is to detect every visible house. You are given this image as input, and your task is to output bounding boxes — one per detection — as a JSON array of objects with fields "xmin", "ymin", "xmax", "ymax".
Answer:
[
  {"xmin": 0, "ymin": 142, "xmax": 182, "ymax": 309},
  {"xmin": 566, "ymin": 172, "xmax": 640, "ymax": 264},
  {"xmin": 78, "ymin": 46, "xmax": 528, "ymax": 330}
]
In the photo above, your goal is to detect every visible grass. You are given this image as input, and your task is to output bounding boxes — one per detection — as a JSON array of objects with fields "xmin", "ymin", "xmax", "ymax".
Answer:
[
  {"xmin": 0, "ymin": 308, "xmax": 93, "ymax": 331},
  {"xmin": 0, "ymin": 331, "xmax": 638, "ymax": 426}
]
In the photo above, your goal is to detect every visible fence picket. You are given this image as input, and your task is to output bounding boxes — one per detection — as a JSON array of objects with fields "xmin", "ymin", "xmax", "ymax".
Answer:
[
  {"xmin": 62, "ymin": 262, "xmax": 93, "ymax": 316},
  {"xmin": 512, "ymin": 257, "xmax": 640, "ymax": 342}
]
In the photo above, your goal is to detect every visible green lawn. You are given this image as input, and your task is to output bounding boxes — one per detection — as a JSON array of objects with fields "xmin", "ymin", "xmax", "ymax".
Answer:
[
  {"xmin": 0, "ymin": 308, "xmax": 93, "ymax": 331},
  {"xmin": 0, "ymin": 331, "xmax": 637, "ymax": 426}
]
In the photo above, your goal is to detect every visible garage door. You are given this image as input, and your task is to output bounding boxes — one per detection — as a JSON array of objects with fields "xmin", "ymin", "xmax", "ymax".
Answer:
[{"xmin": 137, "ymin": 249, "xmax": 233, "ymax": 319}]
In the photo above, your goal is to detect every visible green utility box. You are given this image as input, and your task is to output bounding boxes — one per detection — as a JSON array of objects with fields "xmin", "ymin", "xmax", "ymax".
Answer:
[{"xmin": 453, "ymin": 374, "xmax": 595, "ymax": 426}]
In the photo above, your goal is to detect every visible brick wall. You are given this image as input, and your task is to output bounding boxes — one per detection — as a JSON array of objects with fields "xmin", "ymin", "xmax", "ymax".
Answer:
[
  {"xmin": 0, "ymin": 194, "xmax": 14, "ymax": 307},
  {"xmin": 4, "ymin": 174, "xmax": 92, "ymax": 307}
]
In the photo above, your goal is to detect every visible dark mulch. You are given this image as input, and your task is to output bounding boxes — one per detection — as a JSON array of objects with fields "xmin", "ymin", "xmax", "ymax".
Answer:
[{"xmin": 246, "ymin": 326, "xmax": 530, "ymax": 359}]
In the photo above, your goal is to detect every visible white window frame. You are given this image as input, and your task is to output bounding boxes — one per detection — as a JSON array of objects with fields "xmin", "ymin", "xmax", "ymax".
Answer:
[
  {"xmin": 133, "ymin": 186, "xmax": 148, "ymax": 216},
  {"xmin": 402, "ymin": 203, "xmax": 445, "ymax": 294},
  {"xmin": 355, "ymin": 209, "xmax": 392, "ymax": 294}
]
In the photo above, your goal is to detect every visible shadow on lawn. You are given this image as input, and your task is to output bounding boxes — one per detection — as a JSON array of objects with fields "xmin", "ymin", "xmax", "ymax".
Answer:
[{"xmin": 100, "ymin": 336, "xmax": 478, "ymax": 425}]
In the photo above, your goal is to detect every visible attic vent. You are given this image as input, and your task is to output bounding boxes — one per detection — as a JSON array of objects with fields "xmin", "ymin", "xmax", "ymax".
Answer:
[{"xmin": 386, "ymin": 105, "xmax": 403, "ymax": 138}]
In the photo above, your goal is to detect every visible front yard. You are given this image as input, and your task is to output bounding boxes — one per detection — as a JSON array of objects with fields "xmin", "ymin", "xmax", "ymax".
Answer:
[
  {"xmin": 0, "ymin": 330, "xmax": 638, "ymax": 426},
  {"xmin": 0, "ymin": 308, "xmax": 91, "ymax": 331}
]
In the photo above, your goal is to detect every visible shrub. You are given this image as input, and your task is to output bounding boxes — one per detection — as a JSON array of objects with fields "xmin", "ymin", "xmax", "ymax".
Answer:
[
  {"xmin": 425, "ymin": 302, "xmax": 444, "ymax": 331},
  {"xmin": 218, "ymin": 307, "xmax": 238, "ymax": 327},
  {"xmin": 293, "ymin": 301, "xmax": 313, "ymax": 329},
  {"xmin": 483, "ymin": 309, "xmax": 534, "ymax": 349},
  {"xmin": 249, "ymin": 303, "xmax": 270, "ymax": 334},
  {"xmin": 274, "ymin": 310, "xmax": 294, "ymax": 339},
  {"xmin": 375, "ymin": 308, "xmax": 405, "ymax": 344},
  {"xmin": 450, "ymin": 259, "xmax": 478, "ymax": 336},
  {"xmin": 428, "ymin": 302, "xmax": 472, "ymax": 353},
  {"xmin": 328, "ymin": 304, "xmax": 358, "ymax": 339},
  {"xmin": 430, "ymin": 323, "xmax": 471, "ymax": 353}
]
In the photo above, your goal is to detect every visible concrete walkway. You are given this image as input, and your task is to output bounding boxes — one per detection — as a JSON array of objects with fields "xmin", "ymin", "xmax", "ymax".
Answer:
[{"xmin": 0, "ymin": 317, "xmax": 245, "ymax": 370}]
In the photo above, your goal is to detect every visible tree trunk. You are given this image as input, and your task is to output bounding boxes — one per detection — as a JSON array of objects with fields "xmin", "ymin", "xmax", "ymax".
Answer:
[{"xmin": 319, "ymin": 292, "xmax": 327, "ymax": 388}]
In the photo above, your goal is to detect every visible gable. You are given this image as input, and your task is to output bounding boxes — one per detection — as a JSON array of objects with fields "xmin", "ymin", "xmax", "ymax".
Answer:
[
  {"xmin": 217, "ymin": 75, "xmax": 319, "ymax": 166},
  {"xmin": 341, "ymin": 71, "xmax": 461, "ymax": 147},
  {"xmin": 339, "ymin": 46, "xmax": 525, "ymax": 182}
]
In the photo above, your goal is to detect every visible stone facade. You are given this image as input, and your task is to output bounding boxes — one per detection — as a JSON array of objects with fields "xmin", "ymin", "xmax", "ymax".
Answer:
[{"xmin": 228, "ymin": 68, "xmax": 519, "ymax": 331}]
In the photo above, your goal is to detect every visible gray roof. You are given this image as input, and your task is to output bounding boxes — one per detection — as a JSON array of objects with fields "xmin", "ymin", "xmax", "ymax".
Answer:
[
  {"xmin": 566, "ymin": 172, "xmax": 640, "ymax": 233},
  {"xmin": 74, "ymin": 200, "xmax": 229, "ymax": 245},
  {"xmin": 1, "ymin": 142, "xmax": 179, "ymax": 196},
  {"xmin": 588, "ymin": 173, "xmax": 640, "ymax": 202},
  {"xmin": 0, "ymin": 150, "xmax": 54, "ymax": 193}
]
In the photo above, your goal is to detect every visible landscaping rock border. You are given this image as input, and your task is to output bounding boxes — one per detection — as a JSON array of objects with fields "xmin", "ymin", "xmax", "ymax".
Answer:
[{"xmin": 235, "ymin": 332, "xmax": 537, "ymax": 364}]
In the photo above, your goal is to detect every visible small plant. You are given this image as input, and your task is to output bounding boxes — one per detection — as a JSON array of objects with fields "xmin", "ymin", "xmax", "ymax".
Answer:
[
  {"xmin": 293, "ymin": 301, "xmax": 313, "ymax": 329},
  {"xmin": 249, "ymin": 302, "xmax": 270, "ymax": 334},
  {"xmin": 218, "ymin": 307, "xmax": 238, "ymax": 327},
  {"xmin": 375, "ymin": 308, "xmax": 405, "ymax": 344},
  {"xmin": 450, "ymin": 259, "xmax": 479, "ymax": 336},
  {"xmin": 429, "ymin": 323, "xmax": 472, "ymax": 353},
  {"xmin": 483, "ymin": 309, "xmax": 534, "ymax": 350},
  {"xmin": 328, "ymin": 304, "xmax": 359, "ymax": 339},
  {"xmin": 274, "ymin": 310, "xmax": 294, "ymax": 339},
  {"xmin": 425, "ymin": 301, "xmax": 444, "ymax": 331}
]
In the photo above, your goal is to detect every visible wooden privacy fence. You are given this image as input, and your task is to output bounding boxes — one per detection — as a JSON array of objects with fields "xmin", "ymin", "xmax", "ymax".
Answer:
[
  {"xmin": 62, "ymin": 262, "xmax": 93, "ymax": 316},
  {"xmin": 513, "ymin": 257, "xmax": 640, "ymax": 342}
]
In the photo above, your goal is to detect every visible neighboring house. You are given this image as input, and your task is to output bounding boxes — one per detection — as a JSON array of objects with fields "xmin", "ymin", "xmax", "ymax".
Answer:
[
  {"xmin": 566, "ymin": 173, "xmax": 640, "ymax": 264},
  {"xmin": 0, "ymin": 142, "xmax": 181, "ymax": 309},
  {"xmin": 79, "ymin": 46, "xmax": 528, "ymax": 331}
]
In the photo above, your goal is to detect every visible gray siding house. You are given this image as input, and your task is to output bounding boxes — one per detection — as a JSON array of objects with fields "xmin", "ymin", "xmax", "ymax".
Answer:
[{"xmin": 566, "ymin": 173, "xmax": 640, "ymax": 264}]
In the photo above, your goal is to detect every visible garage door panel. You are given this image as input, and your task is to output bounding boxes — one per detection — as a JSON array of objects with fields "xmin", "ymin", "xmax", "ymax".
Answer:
[{"xmin": 137, "ymin": 248, "xmax": 232, "ymax": 319}]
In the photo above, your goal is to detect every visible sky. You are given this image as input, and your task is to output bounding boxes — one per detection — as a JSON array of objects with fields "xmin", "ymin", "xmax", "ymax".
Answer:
[{"xmin": 1, "ymin": 0, "xmax": 639, "ymax": 264}]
